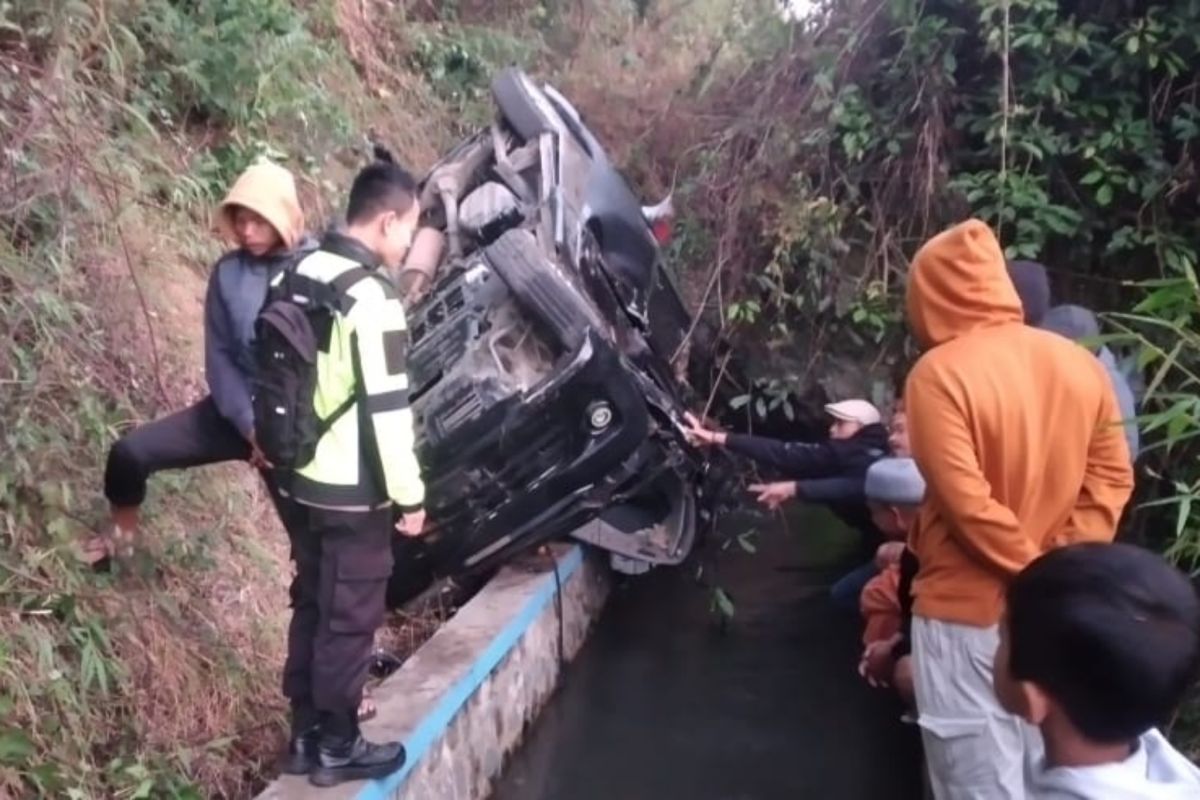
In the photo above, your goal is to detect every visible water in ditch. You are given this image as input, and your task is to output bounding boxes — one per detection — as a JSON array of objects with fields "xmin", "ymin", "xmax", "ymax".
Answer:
[{"xmin": 491, "ymin": 505, "xmax": 924, "ymax": 800}]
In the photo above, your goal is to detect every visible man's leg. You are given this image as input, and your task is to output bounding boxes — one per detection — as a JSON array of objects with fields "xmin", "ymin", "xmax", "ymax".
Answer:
[
  {"xmin": 269, "ymin": 484, "xmax": 322, "ymax": 774},
  {"xmin": 912, "ymin": 616, "xmax": 1032, "ymax": 799},
  {"xmin": 103, "ymin": 396, "xmax": 250, "ymax": 530},
  {"xmin": 308, "ymin": 506, "xmax": 404, "ymax": 787}
]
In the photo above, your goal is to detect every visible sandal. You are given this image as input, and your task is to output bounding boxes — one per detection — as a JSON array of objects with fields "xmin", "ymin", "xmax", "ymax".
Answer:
[
  {"xmin": 76, "ymin": 520, "xmax": 136, "ymax": 573},
  {"xmin": 77, "ymin": 532, "xmax": 116, "ymax": 572}
]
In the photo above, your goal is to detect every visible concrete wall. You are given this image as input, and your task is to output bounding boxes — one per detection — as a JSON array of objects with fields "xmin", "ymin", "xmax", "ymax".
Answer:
[{"xmin": 257, "ymin": 544, "xmax": 610, "ymax": 800}]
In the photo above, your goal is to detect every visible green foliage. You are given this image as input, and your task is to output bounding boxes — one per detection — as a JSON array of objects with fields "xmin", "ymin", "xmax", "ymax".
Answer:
[
  {"xmin": 406, "ymin": 23, "xmax": 541, "ymax": 129},
  {"xmin": 663, "ymin": 0, "xmax": 1200, "ymax": 750},
  {"xmin": 130, "ymin": 0, "xmax": 340, "ymax": 131},
  {"xmin": 668, "ymin": 0, "xmax": 1200, "ymax": 401}
]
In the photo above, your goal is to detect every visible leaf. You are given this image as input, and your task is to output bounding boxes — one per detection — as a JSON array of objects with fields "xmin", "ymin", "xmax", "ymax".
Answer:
[
  {"xmin": 729, "ymin": 394, "xmax": 751, "ymax": 410},
  {"xmin": 712, "ymin": 587, "xmax": 736, "ymax": 619},
  {"xmin": 1081, "ymin": 170, "xmax": 1104, "ymax": 186},
  {"xmin": 1096, "ymin": 183, "xmax": 1114, "ymax": 206},
  {"xmin": 1177, "ymin": 494, "xmax": 1193, "ymax": 539},
  {"xmin": 0, "ymin": 729, "xmax": 33, "ymax": 765},
  {"xmin": 737, "ymin": 533, "xmax": 758, "ymax": 554}
]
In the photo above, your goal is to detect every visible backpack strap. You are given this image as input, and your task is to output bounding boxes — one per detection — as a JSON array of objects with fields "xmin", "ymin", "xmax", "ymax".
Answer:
[
  {"xmin": 310, "ymin": 267, "xmax": 379, "ymax": 436},
  {"xmin": 316, "ymin": 391, "xmax": 358, "ymax": 439},
  {"xmin": 330, "ymin": 265, "xmax": 376, "ymax": 297}
]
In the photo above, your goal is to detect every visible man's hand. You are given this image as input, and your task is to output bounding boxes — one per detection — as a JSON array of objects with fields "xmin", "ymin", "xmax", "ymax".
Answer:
[
  {"xmin": 396, "ymin": 509, "xmax": 426, "ymax": 538},
  {"xmin": 858, "ymin": 634, "xmax": 902, "ymax": 688},
  {"xmin": 247, "ymin": 432, "xmax": 273, "ymax": 470},
  {"xmin": 683, "ymin": 411, "xmax": 728, "ymax": 447},
  {"xmin": 875, "ymin": 541, "xmax": 906, "ymax": 570},
  {"xmin": 749, "ymin": 481, "xmax": 797, "ymax": 511}
]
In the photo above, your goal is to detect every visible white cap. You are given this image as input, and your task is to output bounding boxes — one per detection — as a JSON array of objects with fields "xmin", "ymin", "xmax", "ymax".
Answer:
[{"xmin": 824, "ymin": 399, "xmax": 882, "ymax": 427}]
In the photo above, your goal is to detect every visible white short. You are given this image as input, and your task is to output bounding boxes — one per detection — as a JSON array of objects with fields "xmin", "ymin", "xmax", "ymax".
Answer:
[{"xmin": 912, "ymin": 616, "xmax": 1043, "ymax": 800}]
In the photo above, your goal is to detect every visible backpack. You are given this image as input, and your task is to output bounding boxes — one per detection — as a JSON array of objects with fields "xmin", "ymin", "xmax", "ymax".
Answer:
[{"xmin": 252, "ymin": 263, "xmax": 375, "ymax": 470}]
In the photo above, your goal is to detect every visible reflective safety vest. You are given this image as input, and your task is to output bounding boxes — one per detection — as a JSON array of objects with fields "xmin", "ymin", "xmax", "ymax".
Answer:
[{"xmin": 279, "ymin": 233, "xmax": 425, "ymax": 512}]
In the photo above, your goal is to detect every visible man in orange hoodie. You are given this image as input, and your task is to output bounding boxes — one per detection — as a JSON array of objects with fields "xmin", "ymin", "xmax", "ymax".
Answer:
[{"xmin": 903, "ymin": 220, "xmax": 1133, "ymax": 799}]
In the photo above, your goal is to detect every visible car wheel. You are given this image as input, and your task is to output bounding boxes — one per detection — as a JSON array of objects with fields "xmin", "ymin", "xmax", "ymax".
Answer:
[
  {"xmin": 491, "ymin": 68, "xmax": 561, "ymax": 143},
  {"xmin": 483, "ymin": 228, "xmax": 603, "ymax": 350}
]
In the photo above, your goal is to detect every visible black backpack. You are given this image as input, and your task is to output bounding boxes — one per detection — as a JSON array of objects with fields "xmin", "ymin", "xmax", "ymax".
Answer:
[{"xmin": 252, "ymin": 264, "xmax": 374, "ymax": 469}]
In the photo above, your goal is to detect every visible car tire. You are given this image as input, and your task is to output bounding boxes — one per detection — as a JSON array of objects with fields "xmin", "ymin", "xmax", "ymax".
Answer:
[
  {"xmin": 491, "ymin": 68, "xmax": 559, "ymax": 142},
  {"xmin": 484, "ymin": 228, "xmax": 602, "ymax": 349}
]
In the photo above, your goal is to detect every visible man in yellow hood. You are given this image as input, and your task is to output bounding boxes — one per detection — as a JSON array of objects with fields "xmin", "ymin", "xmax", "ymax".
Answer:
[
  {"xmin": 903, "ymin": 220, "xmax": 1133, "ymax": 799},
  {"xmin": 97, "ymin": 161, "xmax": 312, "ymax": 551}
]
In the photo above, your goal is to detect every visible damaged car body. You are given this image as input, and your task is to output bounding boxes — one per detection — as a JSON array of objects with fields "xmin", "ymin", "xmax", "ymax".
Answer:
[{"xmin": 386, "ymin": 69, "xmax": 713, "ymax": 606}]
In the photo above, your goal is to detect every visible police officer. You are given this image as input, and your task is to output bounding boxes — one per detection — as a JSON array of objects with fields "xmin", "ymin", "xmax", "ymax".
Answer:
[{"xmin": 277, "ymin": 158, "xmax": 426, "ymax": 787}]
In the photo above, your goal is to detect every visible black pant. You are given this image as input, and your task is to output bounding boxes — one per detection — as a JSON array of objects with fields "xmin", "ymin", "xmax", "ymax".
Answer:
[
  {"xmin": 105, "ymin": 396, "xmax": 391, "ymax": 731},
  {"xmin": 105, "ymin": 396, "xmax": 252, "ymax": 507},
  {"xmin": 283, "ymin": 504, "xmax": 393, "ymax": 734}
]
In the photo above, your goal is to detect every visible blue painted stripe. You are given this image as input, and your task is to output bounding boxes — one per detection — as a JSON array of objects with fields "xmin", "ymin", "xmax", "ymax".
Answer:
[{"xmin": 355, "ymin": 546, "xmax": 585, "ymax": 800}]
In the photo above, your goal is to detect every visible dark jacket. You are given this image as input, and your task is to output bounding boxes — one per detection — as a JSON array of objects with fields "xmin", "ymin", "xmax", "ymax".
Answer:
[
  {"xmin": 204, "ymin": 239, "xmax": 317, "ymax": 437},
  {"xmin": 725, "ymin": 423, "xmax": 890, "ymax": 500},
  {"xmin": 727, "ymin": 423, "xmax": 890, "ymax": 544}
]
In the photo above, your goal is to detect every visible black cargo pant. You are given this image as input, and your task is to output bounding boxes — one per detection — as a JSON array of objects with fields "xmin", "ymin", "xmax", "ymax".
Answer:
[
  {"xmin": 106, "ymin": 396, "xmax": 265, "ymax": 504},
  {"xmin": 282, "ymin": 504, "xmax": 393, "ymax": 736},
  {"xmin": 104, "ymin": 395, "xmax": 302, "ymax": 531}
]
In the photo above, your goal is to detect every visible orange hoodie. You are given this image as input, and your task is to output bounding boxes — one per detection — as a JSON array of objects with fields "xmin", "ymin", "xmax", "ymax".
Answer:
[{"xmin": 905, "ymin": 220, "xmax": 1133, "ymax": 627}]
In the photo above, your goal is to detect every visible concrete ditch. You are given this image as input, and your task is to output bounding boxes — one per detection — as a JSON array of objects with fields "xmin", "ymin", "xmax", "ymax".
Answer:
[{"xmin": 256, "ymin": 544, "xmax": 610, "ymax": 800}]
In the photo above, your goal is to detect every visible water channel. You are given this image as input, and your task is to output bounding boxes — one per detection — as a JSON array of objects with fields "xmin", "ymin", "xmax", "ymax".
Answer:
[{"xmin": 491, "ymin": 506, "xmax": 924, "ymax": 800}]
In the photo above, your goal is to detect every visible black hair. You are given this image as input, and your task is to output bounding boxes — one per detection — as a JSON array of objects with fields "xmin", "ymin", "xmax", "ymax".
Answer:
[
  {"xmin": 1007, "ymin": 543, "xmax": 1200, "ymax": 743},
  {"xmin": 346, "ymin": 153, "xmax": 417, "ymax": 225},
  {"xmin": 1005, "ymin": 259, "xmax": 1052, "ymax": 325}
]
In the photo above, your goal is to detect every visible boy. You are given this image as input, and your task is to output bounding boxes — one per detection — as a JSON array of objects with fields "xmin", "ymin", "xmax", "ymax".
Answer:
[
  {"xmin": 857, "ymin": 457, "xmax": 922, "ymax": 709},
  {"xmin": 276, "ymin": 157, "xmax": 426, "ymax": 787},
  {"xmin": 995, "ymin": 543, "xmax": 1200, "ymax": 798},
  {"xmin": 95, "ymin": 160, "xmax": 310, "ymax": 561}
]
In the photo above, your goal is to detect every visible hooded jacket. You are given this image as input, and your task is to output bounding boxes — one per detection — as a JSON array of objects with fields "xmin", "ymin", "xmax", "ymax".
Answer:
[
  {"xmin": 904, "ymin": 220, "xmax": 1133, "ymax": 626},
  {"xmin": 1040, "ymin": 304, "xmax": 1140, "ymax": 460},
  {"xmin": 1028, "ymin": 730, "xmax": 1200, "ymax": 799},
  {"xmin": 204, "ymin": 162, "xmax": 310, "ymax": 438}
]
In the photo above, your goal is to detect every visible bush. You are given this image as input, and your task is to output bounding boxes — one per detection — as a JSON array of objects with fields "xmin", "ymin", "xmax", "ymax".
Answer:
[{"xmin": 132, "ymin": 0, "xmax": 337, "ymax": 130}]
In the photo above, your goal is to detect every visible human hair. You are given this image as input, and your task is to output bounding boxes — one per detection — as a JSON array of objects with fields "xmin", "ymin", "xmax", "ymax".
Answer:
[
  {"xmin": 1007, "ymin": 543, "xmax": 1200, "ymax": 743},
  {"xmin": 346, "ymin": 159, "xmax": 417, "ymax": 226}
]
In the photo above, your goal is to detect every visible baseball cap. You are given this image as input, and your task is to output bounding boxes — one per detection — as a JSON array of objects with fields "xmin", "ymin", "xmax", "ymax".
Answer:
[
  {"xmin": 825, "ymin": 399, "xmax": 882, "ymax": 427},
  {"xmin": 865, "ymin": 458, "xmax": 926, "ymax": 506}
]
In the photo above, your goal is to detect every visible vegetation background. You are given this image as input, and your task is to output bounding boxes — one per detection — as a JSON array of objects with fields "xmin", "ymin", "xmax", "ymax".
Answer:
[{"xmin": 1, "ymin": 0, "xmax": 1198, "ymax": 796}]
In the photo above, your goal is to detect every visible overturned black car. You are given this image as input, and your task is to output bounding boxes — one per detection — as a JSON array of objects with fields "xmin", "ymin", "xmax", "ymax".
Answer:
[{"xmin": 386, "ymin": 69, "xmax": 714, "ymax": 606}]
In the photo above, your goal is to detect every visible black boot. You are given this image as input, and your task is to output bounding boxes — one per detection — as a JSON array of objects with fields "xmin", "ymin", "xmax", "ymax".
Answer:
[
  {"xmin": 278, "ymin": 704, "xmax": 320, "ymax": 775},
  {"xmin": 308, "ymin": 712, "xmax": 405, "ymax": 787},
  {"xmin": 278, "ymin": 727, "xmax": 320, "ymax": 775}
]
